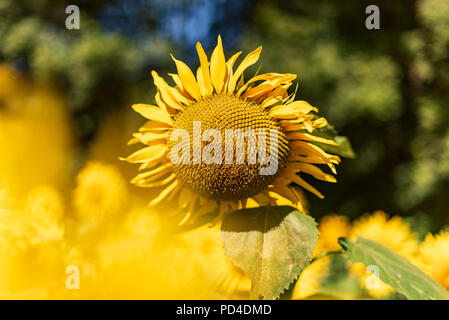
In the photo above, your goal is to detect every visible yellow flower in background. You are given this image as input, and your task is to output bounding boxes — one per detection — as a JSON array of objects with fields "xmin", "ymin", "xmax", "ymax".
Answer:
[
  {"xmin": 0, "ymin": 187, "xmax": 68, "ymax": 299},
  {"xmin": 73, "ymin": 162, "xmax": 128, "ymax": 221},
  {"xmin": 0, "ymin": 64, "xmax": 74, "ymax": 199},
  {"xmin": 87, "ymin": 109, "xmax": 145, "ymax": 180},
  {"xmin": 416, "ymin": 231, "xmax": 449, "ymax": 289},
  {"xmin": 90, "ymin": 207, "xmax": 200, "ymax": 299},
  {"xmin": 20, "ymin": 186, "xmax": 65, "ymax": 246},
  {"xmin": 85, "ymin": 207, "xmax": 250, "ymax": 299},
  {"xmin": 351, "ymin": 211, "xmax": 418, "ymax": 257},
  {"xmin": 314, "ymin": 214, "xmax": 350, "ymax": 256},
  {"xmin": 124, "ymin": 35, "xmax": 341, "ymax": 224},
  {"xmin": 292, "ymin": 256, "xmax": 330, "ymax": 300},
  {"xmin": 350, "ymin": 211, "xmax": 419, "ymax": 298},
  {"xmin": 0, "ymin": 64, "xmax": 24, "ymax": 101},
  {"xmin": 1, "ymin": 186, "xmax": 65, "ymax": 249},
  {"xmin": 178, "ymin": 225, "xmax": 251, "ymax": 298},
  {"xmin": 292, "ymin": 214, "xmax": 350, "ymax": 299}
]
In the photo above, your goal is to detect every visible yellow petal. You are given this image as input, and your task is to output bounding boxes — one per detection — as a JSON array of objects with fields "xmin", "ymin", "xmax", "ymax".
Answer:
[
  {"xmin": 242, "ymin": 84, "xmax": 273, "ymax": 100},
  {"xmin": 286, "ymin": 132, "xmax": 339, "ymax": 146},
  {"xmin": 268, "ymin": 192, "xmax": 290, "ymax": 206},
  {"xmin": 286, "ymin": 83, "xmax": 299, "ymax": 104},
  {"xmin": 178, "ymin": 187, "xmax": 194, "ymax": 209},
  {"xmin": 151, "ymin": 71, "xmax": 187, "ymax": 110},
  {"xmin": 196, "ymin": 41, "xmax": 214, "ymax": 96},
  {"xmin": 171, "ymin": 54, "xmax": 201, "ymax": 100},
  {"xmin": 280, "ymin": 122, "xmax": 308, "ymax": 132},
  {"xmin": 285, "ymin": 185, "xmax": 308, "ymax": 213},
  {"xmin": 269, "ymin": 101, "xmax": 318, "ymax": 118},
  {"xmin": 123, "ymin": 144, "xmax": 167, "ymax": 164},
  {"xmin": 132, "ymin": 131, "xmax": 169, "ymax": 144},
  {"xmin": 288, "ymin": 162, "xmax": 337, "ymax": 183},
  {"xmin": 290, "ymin": 174, "xmax": 324, "ymax": 199},
  {"xmin": 168, "ymin": 73, "xmax": 184, "ymax": 91},
  {"xmin": 178, "ymin": 210, "xmax": 192, "ymax": 226},
  {"xmin": 291, "ymin": 141, "xmax": 329, "ymax": 159},
  {"xmin": 281, "ymin": 117, "xmax": 328, "ymax": 132},
  {"xmin": 228, "ymin": 46, "xmax": 262, "ymax": 93},
  {"xmin": 138, "ymin": 120, "xmax": 171, "ymax": 132},
  {"xmin": 289, "ymin": 142, "xmax": 340, "ymax": 172},
  {"xmin": 224, "ymin": 52, "xmax": 242, "ymax": 92},
  {"xmin": 210, "ymin": 35, "xmax": 227, "ymax": 93},
  {"xmin": 127, "ymin": 137, "xmax": 140, "ymax": 145},
  {"xmin": 165, "ymin": 178, "xmax": 183, "ymax": 202},
  {"xmin": 131, "ymin": 163, "xmax": 172, "ymax": 184},
  {"xmin": 196, "ymin": 66, "xmax": 208, "ymax": 97},
  {"xmin": 312, "ymin": 117, "xmax": 328, "ymax": 129},
  {"xmin": 132, "ymin": 104, "xmax": 173, "ymax": 125},
  {"xmin": 227, "ymin": 51, "xmax": 242, "ymax": 69},
  {"xmin": 261, "ymin": 86, "xmax": 288, "ymax": 109},
  {"xmin": 289, "ymin": 154, "xmax": 338, "ymax": 175},
  {"xmin": 269, "ymin": 183, "xmax": 298, "ymax": 204},
  {"xmin": 168, "ymin": 74, "xmax": 196, "ymax": 103},
  {"xmin": 137, "ymin": 173, "xmax": 176, "ymax": 188},
  {"xmin": 244, "ymin": 198, "xmax": 260, "ymax": 209},
  {"xmin": 237, "ymin": 73, "xmax": 296, "ymax": 96},
  {"xmin": 155, "ymin": 91, "xmax": 177, "ymax": 115},
  {"xmin": 223, "ymin": 56, "xmax": 235, "ymax": 93},
  {"xmin": 149, "ymin": 180, "xmax": 180, "ymax": 206},
  {"xmin": 190, "ymin": 198, "xmax": 217, "ymax": 223}
]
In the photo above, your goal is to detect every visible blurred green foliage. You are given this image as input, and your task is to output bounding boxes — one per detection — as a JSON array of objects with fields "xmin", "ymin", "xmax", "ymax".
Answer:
[
  {"xmin": 0, "ymin": 0, "xmax": 174, "ymax": 141},
  {"xmin": 241, "ymin": 0, "xmax": 449, "ymax": 230},
  {"xmin": 1, "ymin": 0, "xmax": 448, "ymax": 229}
]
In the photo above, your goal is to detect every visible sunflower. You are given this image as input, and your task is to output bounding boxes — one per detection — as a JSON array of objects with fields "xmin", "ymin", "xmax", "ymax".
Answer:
[
  {"xmin": 20, "ymin": 186, "xmax": 65, "ymax": 246},
  {"xmin": 292, "ymin": 256, "xmax": 330, "ymax": 300},
  {"xmin": 124, "ymin": 36, "xmax": 340, "ymax": 223},
  {"xmin": 73, "ymin": 162, "xmax": 128, "ymax": 221},
  {"xmin": 350, "ymin": 211, "xmax": 418, "ymax": 258},
  {"xmin": 314, "ymin": 214, "xmax": 351, "ymax": 256},
  {"xmin": 350, "ymin": 211, "xmax": 419, "ymax": 298},
  {"xmin": 178, "ymin": 225, "xmax": 251, "ymax": 298},
  {"xmin": 0, "ymin": 63, "xmax": 73, "ymax": 199},
  {"xmin": 415, "ymin": 231, "xmax": 449, "ymax": 289},
  {"xmin": 292, "ymin": 215, "xmax": 351, "ymax": 299}
]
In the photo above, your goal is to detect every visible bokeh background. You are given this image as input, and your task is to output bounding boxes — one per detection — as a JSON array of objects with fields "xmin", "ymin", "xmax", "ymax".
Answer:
[
  {"xmin": 1, "ymin": 0, "xmax": 449, "ymax": 299},
  {"xmin": 2, "ymin": 0, "xmax": 448, "ymax": 231}
]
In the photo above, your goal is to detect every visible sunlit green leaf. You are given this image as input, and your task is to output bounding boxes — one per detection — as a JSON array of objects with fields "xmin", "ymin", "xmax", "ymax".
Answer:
[
  {"xmin": 220, "ymin": 206, "xmax": 318, "ymax": 300},
  {"xmin": 338, "ymin": 237, "xmax": 449, "ymax": 300}
]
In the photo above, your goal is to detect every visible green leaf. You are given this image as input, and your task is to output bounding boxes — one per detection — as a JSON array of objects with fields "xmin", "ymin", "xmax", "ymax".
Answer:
[
  {"xmin": 220, "ymin": 206, "xmax": 318, "ymax": 300},
  {"xmin": 312, "ymin": 125, "xmax": 356, "ymax": 158},
  {"xmin": 338, "ymin": 237, "xmax": 449, "ymax": 300}
]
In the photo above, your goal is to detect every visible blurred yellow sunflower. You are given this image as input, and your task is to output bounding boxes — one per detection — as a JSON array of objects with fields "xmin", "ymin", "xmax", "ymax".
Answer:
[
  {"xmin": 0, "ymin": 64, "xmax": 73, "ymax": 199},
  {"xmin": 350, "ymin": 211, "xmax": 419, "ymax": 298},
  {"xmin": 20, "ymin": 186, "xmax": 65, "ymax": 246},
  {"xmin": 124, "ymin": 36, "xmax": 340, "ymax": 223},
  {"xmin": 416, "ymin": 231, "xmax": 449, "ymax": 289},
  {"xmin": 292, "ymin": 256, "xmax": 330, "ymax": 300},
  {"xmin": 90, "ymin": 208, "xmax": 250, "ymax": 299},
  {"xmin": 73, "ymin": 162, "xmax": 128, "ymax": 221},
  {"xmin": 292, "ymin": 214, "xmax": 350, "ymax": 299},
  {"xmin": 314, "ymin": 214, "xmax": 350, "ymax": 256},
  {"xmin": 178, "ymin": 225, "xmax": 251, "ymax": 298}
]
